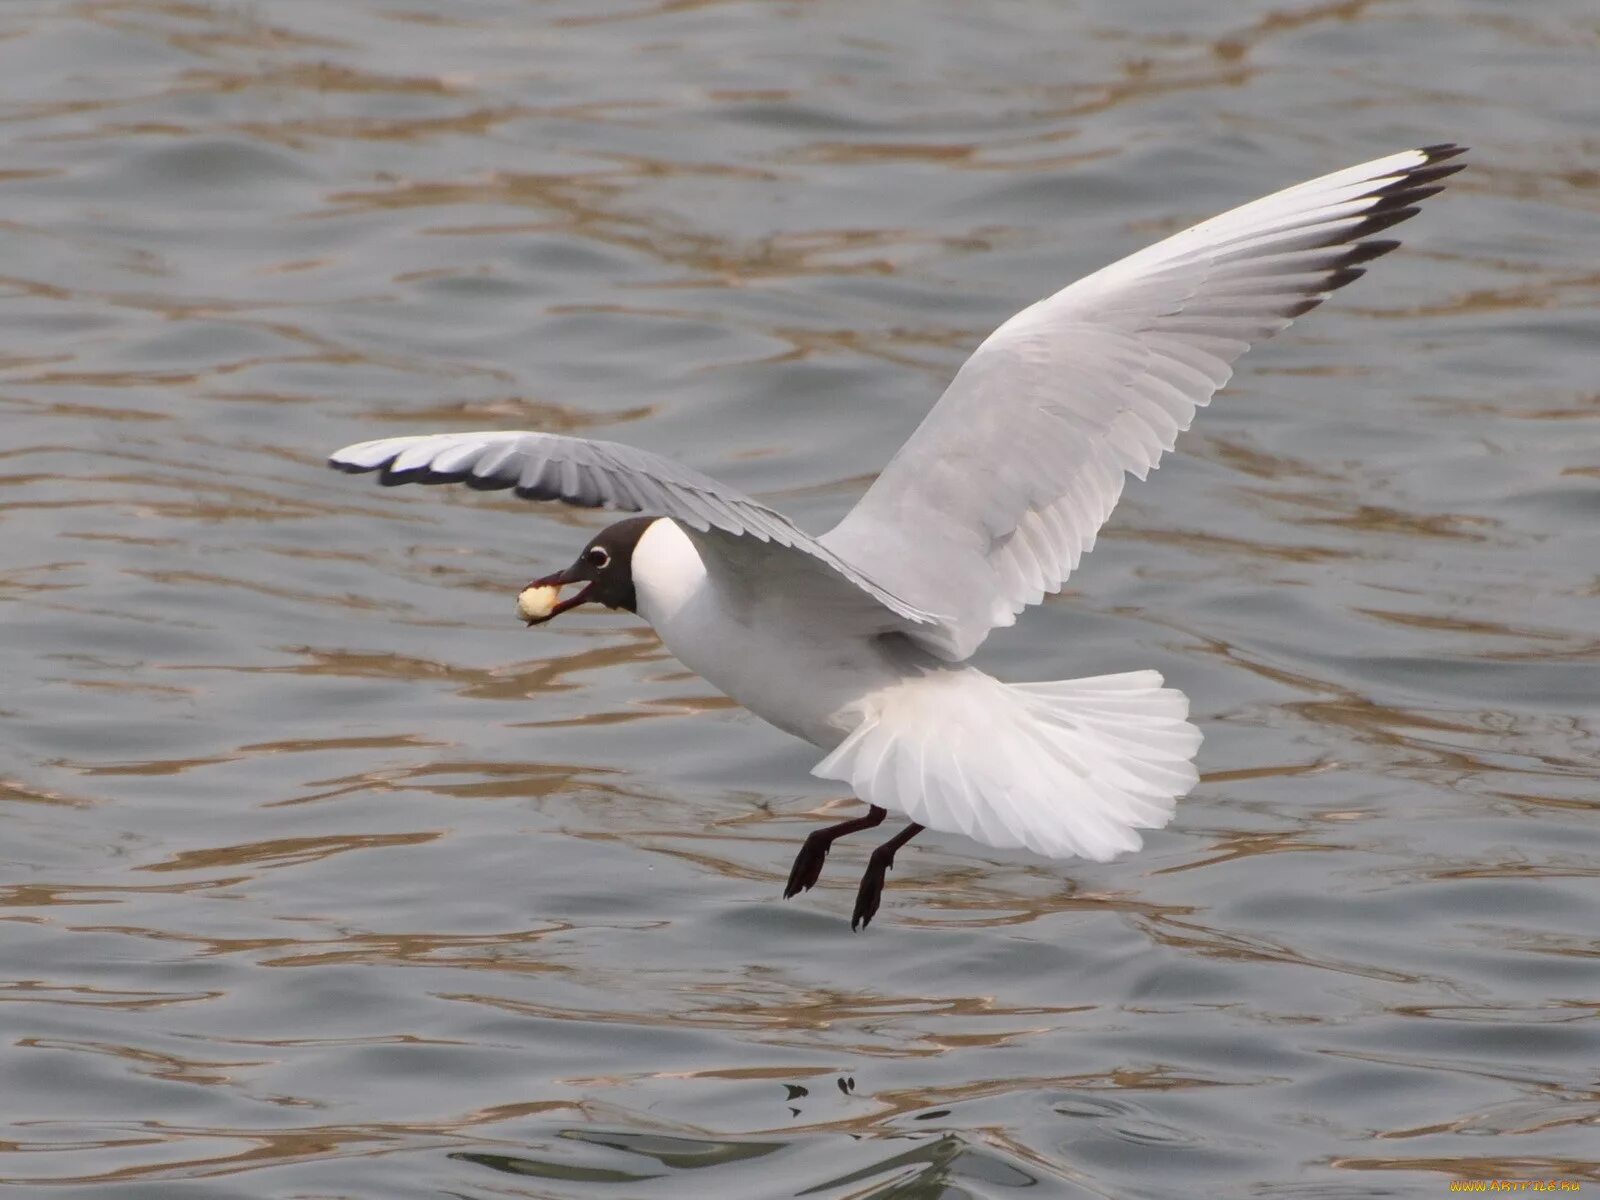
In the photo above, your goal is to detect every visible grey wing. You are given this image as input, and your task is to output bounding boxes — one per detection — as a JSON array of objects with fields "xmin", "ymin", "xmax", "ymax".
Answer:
[
  {"xmin": 821, "ymin": 145, "xmax": 1465, "ymax": 660},
  {"xmin": 329, "ymin": 430, "xmax": 942, "ymax": 627}
]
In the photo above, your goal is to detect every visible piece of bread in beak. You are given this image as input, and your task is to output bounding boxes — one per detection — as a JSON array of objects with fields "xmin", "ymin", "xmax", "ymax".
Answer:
[{"xmin": 517, "ymin": 583, "xmax": 561, "ymax": 624}]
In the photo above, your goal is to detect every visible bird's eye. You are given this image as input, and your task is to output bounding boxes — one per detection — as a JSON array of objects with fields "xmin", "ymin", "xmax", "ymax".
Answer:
[{"xmin": 585, "ymin": 546, "xmax": 610, "ymax": 569}]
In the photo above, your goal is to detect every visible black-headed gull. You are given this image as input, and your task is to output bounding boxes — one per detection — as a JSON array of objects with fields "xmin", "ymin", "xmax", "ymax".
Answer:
[{"xmin": 332, "ymin": 145, "xmax": 1463, "ymax": 928}]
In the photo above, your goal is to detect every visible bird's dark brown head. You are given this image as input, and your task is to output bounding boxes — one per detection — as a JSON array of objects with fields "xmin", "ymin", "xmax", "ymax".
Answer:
[{"xmin": 517, "ymin": 516, "xmax": 656, "ymax": 625}]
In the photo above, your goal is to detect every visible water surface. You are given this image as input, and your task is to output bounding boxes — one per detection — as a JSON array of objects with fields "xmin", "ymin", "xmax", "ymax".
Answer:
[{"xmin": 3, "ymin": 1, "xmax": 1599, "ymax": 1196}]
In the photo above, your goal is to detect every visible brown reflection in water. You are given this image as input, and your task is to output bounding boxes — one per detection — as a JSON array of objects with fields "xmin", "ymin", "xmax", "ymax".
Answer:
[
  {"xmin": 551, "ymin": 300, "xmax": 976, "ymax": 377},
  {"xmin": 0, "ymin": 776, "xmax": 101, "ymax": 808},
  {"xmin": 745, "ymin": 320, "xmax": 979, "ymax": 375},
  {"xmin": 197, "ymin": 1032, "xmax": 467, "ymax": 1049},
  {"xmin": 1211, "ymin": 0, "xmax": 1382, "ymax": 58},
  {"xmin": 1494, "ymin": 395, "xmax": 1600, "ymax": 423},
  {"xmin": 232, "ymin": 107, "xmax": 534, "ymax": 151},
  {"xmin": 1404, "ymin": 858, "xmax": 1600, "ymax": 882},
  {"xmin": 56, "ymin": 678, "xmax": 196, "ymax": 700},
  {"xmin": 49, "ymin": 752, "xmax": 232, "ymax": 778},
  {"xmin": 687, "ymin": 983, "xmax": 1093, "ymax": 1054},
  {"xmin": 0, "ymin": 876, "xmax": 247, "ymax": 909},
  {"xmin": 20, "ymin": 1038, "xmax": 270, "ymax": 1085},
  {"xmin": 1200, "ymin": 435, "xmax": 1346, "ymax": 483},
  {"xmin": 1486, "ymin": 788, "xmax": 1600, "ymax": 818},
  {"xmin": 2, "ymin": 298, "xmax": 513, "ymax": 390},
  {"xmin": 734, "ymin": 0, "xmax": 1396, "ymax": 186},
  {"xmin": 126, "ymin": 568, "xmax": 390, "ymax": 613},
  {"xmin": 1391, "ymin": 269, "xmax": 1600, "ymax": 317},
  {"xmin": 570, "ymin": 828, "xmax": 797, "ymax": 890},
  {"xmin": 905, "ymin": 874, "xmax": 1192, "ymax": 932},
  {"xmin": 1355, "ymin": 607, "xmax": 1576, "ymax": 646},
  {"xmin": 788, "ymin": 141, "xmax": 1115, "ymax": 178},
  {"xmin": 1185, "ymin": 638, "xmax": 1588, "ymax": 807},
  {"xmin": 1113, "ymin": 525, "xmax": 1354, "ymax": 564},
  {"xmin": 57, "ymin": 532, "xmax": 179, "ymax": 550},
  {"xmin": 1291, "ymin": 694, "xmax": 1600, "ymax": 786},
  {"xmin": 554, "ymin": 0, "xmax": 760, "ymax": 30},
  {"xmin": 320, "ymin": 167, "xmax": 999, "ymax": 289},
  {"xmin": 1, "ymin": 400, "xmax": 165, "ymax": 425},
  {"xmin": 1389, "ymin": 1000, "xmax": 1599, "ymax": 1026},
  {"xmin": 138, "ymin": 831, "xmax": 440, "ymax": 873},
  {"xmin": 2, "ymin": 459, "xmax": 409, "ymax": 526},
  {"xmin": 78, "ymin": 0, "xmax": 350, "ymax": 56},
  {"xmin": 1492, "ymin": 929, "xmax": 1600, "ymax": 961},
  {"xmin": 0, "ymin": 558, "xmax": 82, "ymax": 599},
  {"xmin": 1285, "ymin": 501, "xmax": 1496, "ymax": 543},
  {"xmin": 355, "ymin": 394, "xmax": 654, "ymax": 433},
  {"xmin": 0, "ymin": 1099, "xmax": 585, "ymax": 1188},
  {"xmin": 0, "ymin": 981, "xmax": 222, "ymax": 1011},
  {"xmin": 1151, "ymin": 829, "xmax": 1347, "ymax": 876},
  {"xmin": 1203, "ymin": 760, "xmax": 1338, "ymax": 786},
  {"xmin": 1464, "ymin": 642, "xmax": 1600, "ymax": 667},
  {"xmin": 1132, "ymin": 441, "xmax": 1506, "ymax": 572},
  {"xmin": 1134, "ymin": 913, "xmax": 1439, "ymax": 987},
  {"xmin": 245, "ymin": 733, "xmax": 447, "ymax": 756},
  {"xmin": 517, "ymin": 690, "xmax": 742, "ymax": 731},
  {"xmin": 1187, "ymin": 633, "xmax": 1565, "ymax": 787},
  {"xmin": 445, "ymin": 983, "xmax": 1094, "ymax": 1062},
  {"xmin": 172, "ymin": 628, "xmax": 666, "ymax": 705},
  {"xmin": 255, "ymin": 924, "xmax": 573, "ymax": 972},
  {"xmin": 63, "ymin": 920, "xmax": 573, "ymax": 974},
  {"xmin": 42, "ymin": 729, "xmax": 446, "ymax": 782},
  {"xmin": 186, "ymin": 61, "xmax": 465, "ymax": 97},
  {"xmin": 274, "ymin": 757, "xmax": 607, "ymax": 809}
]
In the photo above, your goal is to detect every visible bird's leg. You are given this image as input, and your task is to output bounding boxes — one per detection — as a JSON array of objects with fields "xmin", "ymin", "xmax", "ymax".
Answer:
[
  {"xmin": 783, "ymin": 805, "xmax": 886, "ymax": 899},
  {"xmin": 851, "ymin": 822, "xmax": 925, "ymax": 931}
]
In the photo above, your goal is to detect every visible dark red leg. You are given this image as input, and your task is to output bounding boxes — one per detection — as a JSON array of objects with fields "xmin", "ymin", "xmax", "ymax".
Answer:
[
  {"xmin": 784, "ymin": 805, "xmax": 886, "ymax": 899},
  {"xmin": 852, "ymin": 822, "xmax": 925, "ymax": 931}
]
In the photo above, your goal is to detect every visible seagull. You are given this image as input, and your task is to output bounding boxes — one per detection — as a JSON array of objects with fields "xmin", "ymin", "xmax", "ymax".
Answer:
[{"xmin": 331, "ymin": 145, "xmax": 1463, "ymax": 929}]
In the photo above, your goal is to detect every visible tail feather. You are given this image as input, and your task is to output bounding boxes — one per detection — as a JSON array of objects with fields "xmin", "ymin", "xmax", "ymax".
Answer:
[{"xmin": 812, "ymin": 668, "xmax": 1201, "ymax": 861}]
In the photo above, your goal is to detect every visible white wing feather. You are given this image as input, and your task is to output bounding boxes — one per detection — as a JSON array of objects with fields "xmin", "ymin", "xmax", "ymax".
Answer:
[{"xmin": 822, "ymin": 145, "xmax": 1465, "ymax": 660}]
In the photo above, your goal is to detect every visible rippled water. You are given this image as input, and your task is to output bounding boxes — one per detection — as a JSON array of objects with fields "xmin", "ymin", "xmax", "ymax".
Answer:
[{"xmin": 3, "ymin": 2, "xmax": 1598, "ymax": 1196}]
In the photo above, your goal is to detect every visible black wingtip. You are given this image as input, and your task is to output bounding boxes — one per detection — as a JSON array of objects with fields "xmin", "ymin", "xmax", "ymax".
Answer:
[
  {"xmin": 1311, "ymin": 148, "xmax": 1464, "ymax": 259},
  {"xmin": 1376, "ymin": 183, "xmax": 1449, "ymax": 209},
  {"xmin": 1346, "ymin": 203, "xmax": 1422, "ymax": 241},
  {"xmin": 1295, "ymin": 147, "xmax": 1465, "ymax": 309},
  {"xmin": 1378, "ymin": 169, "xmax": 1463, "ymax": 199},
  {"xmin": 1342, "ymin": 238, "xmax": 1402, "ymax": 266},
  {"xmin": 1323, "ymin": 265, "xmax": 1367, "ymax": 292}
]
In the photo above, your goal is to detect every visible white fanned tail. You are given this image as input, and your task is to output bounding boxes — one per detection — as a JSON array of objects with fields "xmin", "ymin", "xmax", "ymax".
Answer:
[{"xmin": 812, "ymin": 669, "xmax": 1201, "ymax": 861}]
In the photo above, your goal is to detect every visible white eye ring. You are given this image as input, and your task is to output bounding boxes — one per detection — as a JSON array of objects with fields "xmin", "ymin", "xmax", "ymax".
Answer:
[{"xmin": 585, "ymin": 546, "xmax": 610, "ymax": 569}]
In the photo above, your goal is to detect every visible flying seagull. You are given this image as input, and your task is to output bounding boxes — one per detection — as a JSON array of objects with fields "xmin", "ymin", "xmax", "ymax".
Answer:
[{"xmin": 331, "ymin": 145, "xmax": 1463, "ymax": 929}]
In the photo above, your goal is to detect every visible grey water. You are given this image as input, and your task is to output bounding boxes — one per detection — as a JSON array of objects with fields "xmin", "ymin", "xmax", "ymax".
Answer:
[{"xmin": 2, "ymin": 1, "xmax": 1598, "ymax": 1196}]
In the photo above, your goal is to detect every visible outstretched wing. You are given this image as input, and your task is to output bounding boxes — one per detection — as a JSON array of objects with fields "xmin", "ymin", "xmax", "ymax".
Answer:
[
  {"xmin": 822, "ymin": 145, "xmax": 1465, "ymax": 660},
  {"xmin": 329, "ymin": 430, "xmax": 943, "ymax": 627}
]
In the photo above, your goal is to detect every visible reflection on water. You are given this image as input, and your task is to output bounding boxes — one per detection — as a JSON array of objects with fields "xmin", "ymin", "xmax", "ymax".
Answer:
[{"xmin": 2, "ymin": 0, "xmax": 1598, "ymax": 1195}]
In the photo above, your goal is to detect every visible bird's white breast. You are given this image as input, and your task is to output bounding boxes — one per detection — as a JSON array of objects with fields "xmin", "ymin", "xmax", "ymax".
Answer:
[{"xmin": 629, "ymin": 519, "xmax": 899, "ymax": 747}]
